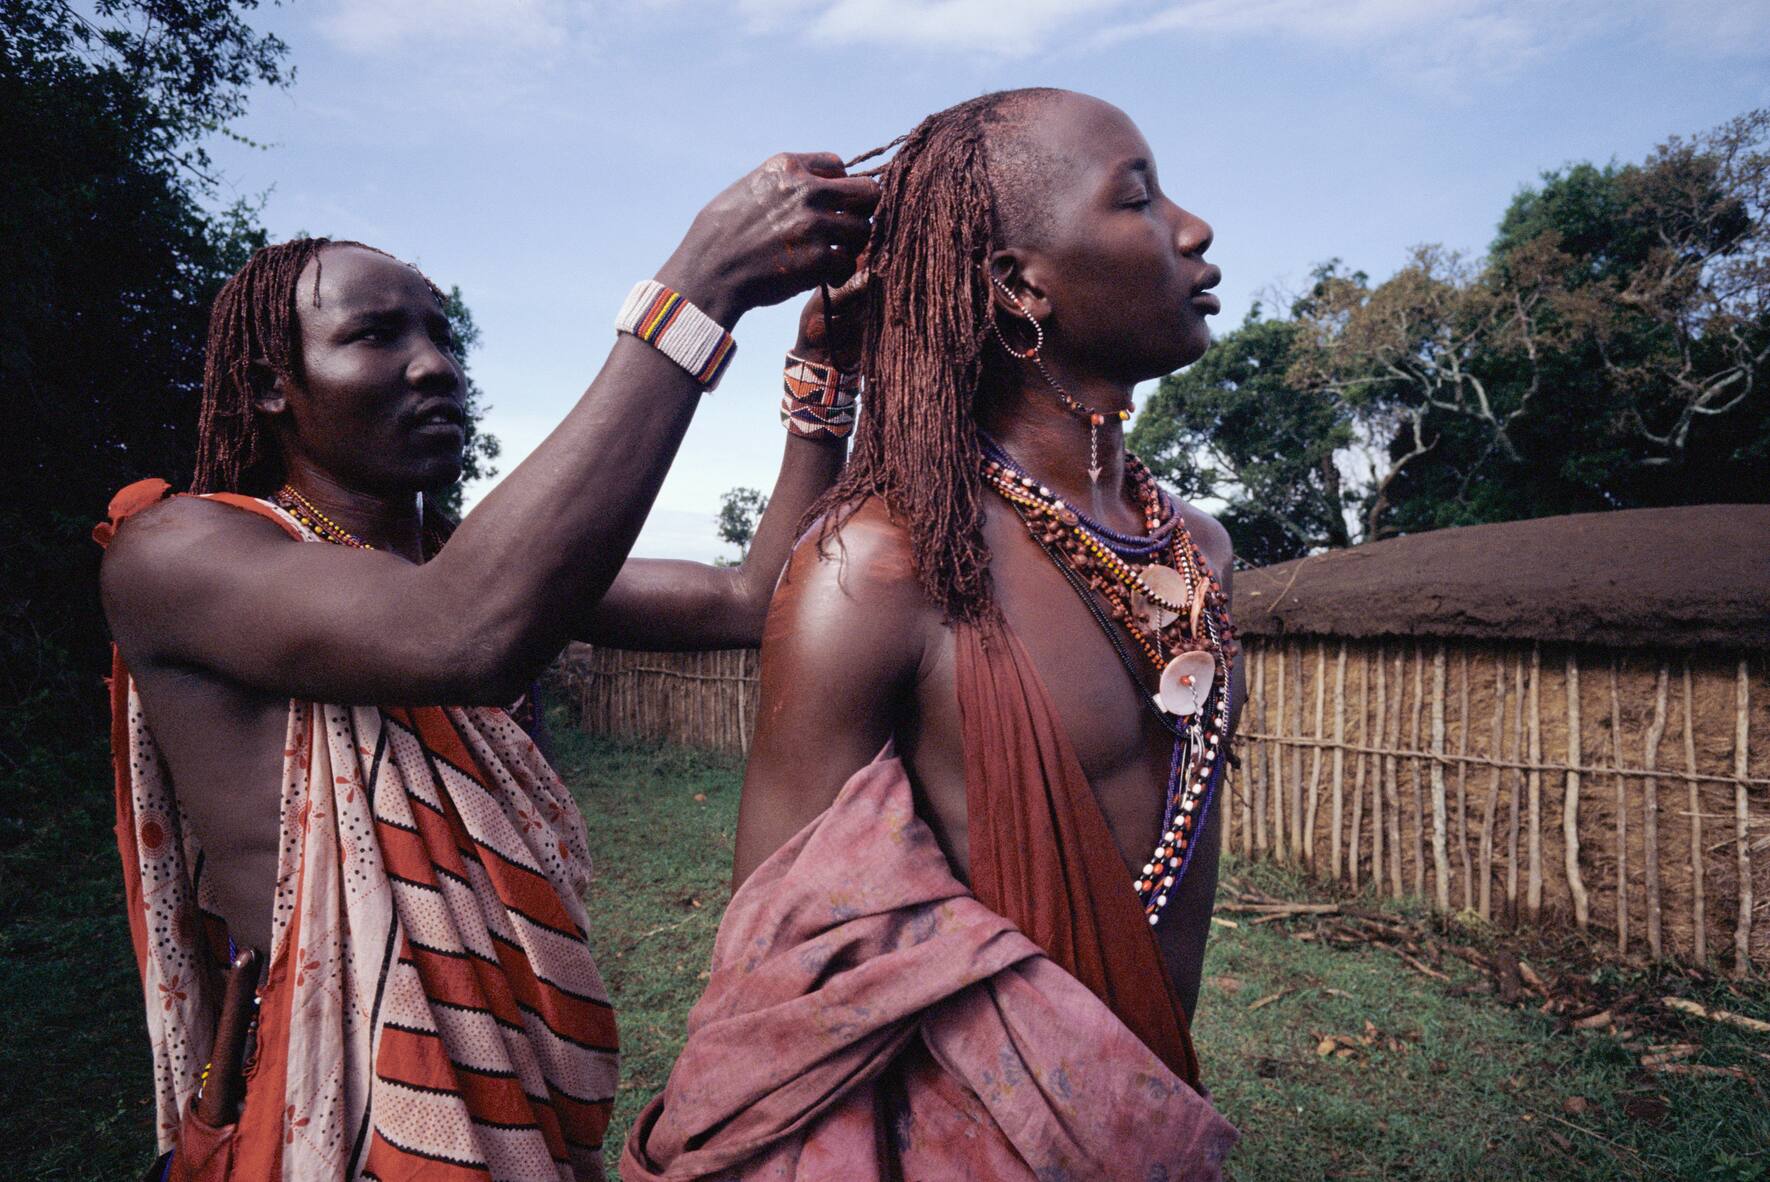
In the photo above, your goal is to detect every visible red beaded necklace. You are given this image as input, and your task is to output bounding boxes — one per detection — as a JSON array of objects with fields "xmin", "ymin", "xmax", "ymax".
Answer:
[{"xmin": 980, "ymin": 439, "xmax": 1237, "ymax": 925}]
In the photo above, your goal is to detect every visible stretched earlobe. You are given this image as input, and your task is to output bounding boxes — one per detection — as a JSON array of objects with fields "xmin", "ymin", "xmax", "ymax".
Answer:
[
  {"xmin": 249, "ymin": 361, "xmax": 288, "ymax": 417},
  {"xmin": 983, "ymin": 255, "xmax": 1049, "ymax": 361},
  {"xmin": 985, "ymin": 252, "xmax": 1051, "ymax": 323}
]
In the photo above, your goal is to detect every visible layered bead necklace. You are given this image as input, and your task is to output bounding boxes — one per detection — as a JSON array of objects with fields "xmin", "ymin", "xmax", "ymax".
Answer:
[
  {"xmin": 273, "ymin": 484, "xmax": 448, "ymax": 557},
  {"xmin": 980, "ymin": 437, "xmax": 1237, "ymax": 927}
]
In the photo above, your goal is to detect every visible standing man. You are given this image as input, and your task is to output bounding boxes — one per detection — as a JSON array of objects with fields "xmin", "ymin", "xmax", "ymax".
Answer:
[
  {"xmin": 98, "ymin": 152, "xmax": 874, "ymax": 1181},
  {"xmin": 625, "ymin": 90, "xmax": 1239, "ymax": 1180}
]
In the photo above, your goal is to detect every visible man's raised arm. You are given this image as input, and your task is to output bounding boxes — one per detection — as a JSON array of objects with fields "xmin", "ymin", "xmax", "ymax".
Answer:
[
  {"xmin": 578, "ymin": 279, "xmax": 863, "ymax": 651},
  {"xmin": 102, "ymin": 153, "xmax": 876, "ymax": 706}
]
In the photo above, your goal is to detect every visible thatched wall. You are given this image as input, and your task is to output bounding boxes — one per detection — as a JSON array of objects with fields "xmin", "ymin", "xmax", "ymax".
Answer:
[
  {"xmin": 1229, "ymin": 638, "xmax": 1767, "ymax": 976},
  {"xmin": 559, "ymin": 644, "xmax": 759, "ymax": 757},
  {"xmin": 1230, "ymin": 506, "xmax": 1770, "ymax": 976}
]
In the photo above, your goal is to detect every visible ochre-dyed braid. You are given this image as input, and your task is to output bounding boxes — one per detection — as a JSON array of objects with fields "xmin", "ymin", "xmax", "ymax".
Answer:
[
  {"xmin": 806, "ymin": 90, "xmax": 1057, "ymax": 626},
  {"xmin": 193, "ymin": 237, "xmax": 444, "ymax": 495}
]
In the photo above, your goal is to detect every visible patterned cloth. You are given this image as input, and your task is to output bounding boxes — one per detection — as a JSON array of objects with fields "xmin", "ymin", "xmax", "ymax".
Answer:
[
  {"xmin": 99, "ymin": 480, "xmax": 618, "ymax": 1181},
  {"xmin": 619, "ymin": 753, "xmax": 1237, "ymax": 1181}
]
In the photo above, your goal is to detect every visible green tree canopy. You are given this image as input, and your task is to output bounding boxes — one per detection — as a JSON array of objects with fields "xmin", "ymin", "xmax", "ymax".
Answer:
[
  {"xmin": 1132, "ymin": 110, "xmax": 1770, "ymax": 567},
  {"xmin": 3, "ymin": 0, "xmax": 290, "ymax": 751},
  {"xmin": 431, "ymin": 287, "xmax": 501, "ymax": 517}
]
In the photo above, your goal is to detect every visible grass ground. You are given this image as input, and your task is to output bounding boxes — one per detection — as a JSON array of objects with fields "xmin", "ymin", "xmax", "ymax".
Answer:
[
  {"xmin": 1, "ymin": 734, "xmax": 153, "ymax": 1180},
  {"xmin": 558, "ymin": 730, "xmax": 1770, "ymax": 1182},
  {"xmin": 5, "ymin": 725, "xmax": 1766, "ymax": 1180}
]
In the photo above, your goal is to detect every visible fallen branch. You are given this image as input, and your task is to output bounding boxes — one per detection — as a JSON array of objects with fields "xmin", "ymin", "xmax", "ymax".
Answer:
[
  {"xmin": 1218, "ymin": 902, "xmax": 1341, "ymax": 916},
  {"xmin": 1642, "ymin": 1063, "xmax": 1755, "ymax": 1081},
  {"xmin": 1660, "ymin": 997, "xmax": 1770, "ymax": 1035},
  {"xmin": 1248, "ymin": 988, "xmax": 1295, "ymax": 1012},
  {"xmin": 1389, "ymin": 945, "xmax": 1452, "ymax": 981},
  {"xmin": 1638, "ymin": 1044, "xmax": 1698, "ymax": 1068}
]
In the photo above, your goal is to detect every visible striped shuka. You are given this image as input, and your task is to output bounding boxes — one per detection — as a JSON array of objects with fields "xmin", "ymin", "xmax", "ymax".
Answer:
[{"xmin": 99, "ymin": 481, "xmax": 619, "ymax": 1180}]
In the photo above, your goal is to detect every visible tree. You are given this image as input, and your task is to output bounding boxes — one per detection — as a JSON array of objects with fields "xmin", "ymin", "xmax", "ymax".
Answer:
[
  {"xmin": 1132, "ymin": 304, "xmax": 1356, "ymax": 565},
  {"xmin": 717, "ymin": 487, "xmax": 769, "ymax": 559},
  {"xmin": 2, "ymin": 0, "xmax": 288, "ymax": 758},
  {"xmin": 1132, "ymin": 109, "xmax": 1770, "ymax": 563}
]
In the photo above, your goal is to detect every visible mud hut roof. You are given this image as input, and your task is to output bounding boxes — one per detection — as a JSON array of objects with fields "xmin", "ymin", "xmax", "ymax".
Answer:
[{"xmin": 1230, "ymin": 505, "xmax": 1770, "ymax": 650}]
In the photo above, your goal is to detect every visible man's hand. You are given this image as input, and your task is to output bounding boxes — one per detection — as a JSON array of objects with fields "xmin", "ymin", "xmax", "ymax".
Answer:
[
  {"xmin": 791, "ymin": 267, "xmax": 869, "ymax": 371},
  {"xmin": 656, "ymin": 153, "xmax": 878, "ymax": 328}
]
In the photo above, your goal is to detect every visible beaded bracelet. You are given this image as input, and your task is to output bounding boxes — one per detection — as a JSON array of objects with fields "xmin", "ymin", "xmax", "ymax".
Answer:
[
  {"xmin": 615, "ymin": 280, "xmax": 737, "ymax": 390},
  {"xmin": 780, "ymin": 352, "xmax": 860, "ymax": 440}
]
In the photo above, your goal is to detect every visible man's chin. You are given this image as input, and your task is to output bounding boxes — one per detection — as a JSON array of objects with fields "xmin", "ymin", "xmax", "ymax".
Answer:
[{"xmin": 1164, "ymin": 323, "xmax": 1213, "ymax": 372}]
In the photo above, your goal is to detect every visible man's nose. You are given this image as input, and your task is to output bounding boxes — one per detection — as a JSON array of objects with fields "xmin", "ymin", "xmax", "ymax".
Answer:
[
  {"xmin": 409, "ymin": 340, "xmax": 461, "ymax": 390},
  {"xmin": 1175, "ymin": 209, "xmax": 1213, "ymax": 257}
]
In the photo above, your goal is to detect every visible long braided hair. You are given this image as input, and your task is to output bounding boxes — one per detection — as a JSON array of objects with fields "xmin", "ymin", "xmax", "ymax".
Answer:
[
  {"xmin": 193, "ymin": 237, "xmax": 433, "ymax": 495},
  {"xmin": 806, "ymin": 88, "xmax": 1062, "ymax": 626}
]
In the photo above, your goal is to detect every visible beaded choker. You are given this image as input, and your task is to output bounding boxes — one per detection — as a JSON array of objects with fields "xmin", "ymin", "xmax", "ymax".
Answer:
[
  {"xmin": 272, "ymin": 485, "xmax": 448, "ymax": 558},
  {"xmin": 979, "ymin": 437, "xmax": 1237, "ymax": 926}
]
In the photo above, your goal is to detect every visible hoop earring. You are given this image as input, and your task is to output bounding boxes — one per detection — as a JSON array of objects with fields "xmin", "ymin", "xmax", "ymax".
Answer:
[
  {"xmin": 985, "ymin": 275, "xmax": 1132, "ymax": 486},
  {"xmin": 988, "ymin": 276, "xmax": 1043, "ymax": 360}
]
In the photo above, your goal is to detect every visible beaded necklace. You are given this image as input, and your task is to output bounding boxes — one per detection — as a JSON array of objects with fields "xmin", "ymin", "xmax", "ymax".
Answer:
[
  {"xmin": 273, "ymin": 484, "xmax": 448, "ymax": 558},
  {"xmin": 979, "ymin": 437, "xmax": 1237, "ymax": 926}
]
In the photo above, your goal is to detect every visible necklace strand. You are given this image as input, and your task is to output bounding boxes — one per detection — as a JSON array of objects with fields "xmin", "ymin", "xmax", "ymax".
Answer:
[
  {"xmin": 978, "ymin": 438, "xmax": 1237, "ymax": 925},
  {"xmin": 273, "ymin": 484, "xmax": 448, "ymax": 558}
]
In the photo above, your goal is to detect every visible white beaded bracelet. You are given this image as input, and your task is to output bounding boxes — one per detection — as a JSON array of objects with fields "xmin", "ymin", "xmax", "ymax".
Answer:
[{"xmin": 615, "ymin": 280, "xmax": 737, "ymax": 389}]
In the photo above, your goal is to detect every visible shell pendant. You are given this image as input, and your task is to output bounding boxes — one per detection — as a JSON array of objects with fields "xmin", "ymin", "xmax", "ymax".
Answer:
[
  {"xmin": 1132, "ymin": 564, "xmax": 1188, "ymax": 630},
  {"xmin": 1158, "ymin": 649, "xmax": 1216, "ymax": 717}
]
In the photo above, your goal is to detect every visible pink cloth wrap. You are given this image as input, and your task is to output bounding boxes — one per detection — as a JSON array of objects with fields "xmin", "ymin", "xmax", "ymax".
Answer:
[{"xmin": 620, "ymin": 754, "xmax": 1238, "ymax": 1181}]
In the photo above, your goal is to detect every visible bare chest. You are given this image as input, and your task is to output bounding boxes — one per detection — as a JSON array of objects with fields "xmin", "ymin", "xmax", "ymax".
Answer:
[
  {"xmin": 127, "ymin": 660, "xmax": 291, "ymax": 952},
  {"xmin": 897, "ymin": 504, "xmax": 1180, "ymax": 885}
]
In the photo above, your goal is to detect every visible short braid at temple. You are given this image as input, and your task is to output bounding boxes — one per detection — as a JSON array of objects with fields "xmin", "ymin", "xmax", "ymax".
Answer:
[
  {"xmin": 193, "ymin": 237, "xmax": 444, "ymax": 495},
  {"xmin": 805, "ymin": 87, "xmax": 1063, "ymax": 626}
]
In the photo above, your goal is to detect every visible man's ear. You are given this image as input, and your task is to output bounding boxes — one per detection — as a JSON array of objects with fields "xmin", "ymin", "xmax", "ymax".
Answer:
[
  {"xmin": 985, "ymin": 249, "xmax": 1051, "ymax": 323},
  {"xmin": 249, "ymin": 360, "xmax": 289, "ymax": 417}
]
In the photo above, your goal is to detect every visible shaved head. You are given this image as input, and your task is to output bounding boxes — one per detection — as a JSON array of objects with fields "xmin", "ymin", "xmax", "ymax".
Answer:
[{"xmin": 975, "ymin": 87, "xmax": 1069, "ymax": 246}]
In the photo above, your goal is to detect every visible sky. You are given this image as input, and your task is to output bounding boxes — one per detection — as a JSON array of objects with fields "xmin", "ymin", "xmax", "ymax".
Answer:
[{"xmin": 204, "ymin": 0, "xmax": 1770, "ymax": 562}]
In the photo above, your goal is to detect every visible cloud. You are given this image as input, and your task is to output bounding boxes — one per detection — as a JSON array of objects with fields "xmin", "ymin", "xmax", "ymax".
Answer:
[
  {"xmin": 1087, "ymin": 0, "xmax": 1596, "ymax": 87},
  {"xmin": 726, "ymin": 0, "xmax": 1769, "ymax": 86},
  {"xmin": 733, "ymin": 0, "xmax": 1125, "ymax": 56},
  {"xmin": 313, "ymin": 0, "xmax": 574, "ymax": 55},
  {"xmin": 308, "ymin": 0, "xmax": 1770, "ymax": 87}
]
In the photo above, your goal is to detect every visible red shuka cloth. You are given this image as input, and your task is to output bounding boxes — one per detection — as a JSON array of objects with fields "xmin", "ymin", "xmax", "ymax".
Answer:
[
  {"xmin": 621, "ymin": 623, "xmax": 1236, "ymax": 1180},
  {"xmin": 100, "ymin": 480, "xmax": 617, "ymax": 1181}
]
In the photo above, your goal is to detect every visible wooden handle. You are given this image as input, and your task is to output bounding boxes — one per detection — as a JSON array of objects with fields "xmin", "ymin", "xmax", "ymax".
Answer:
[{"xmin": 194, "ymin": 947, "xmax": 260, "ymax": 1127}]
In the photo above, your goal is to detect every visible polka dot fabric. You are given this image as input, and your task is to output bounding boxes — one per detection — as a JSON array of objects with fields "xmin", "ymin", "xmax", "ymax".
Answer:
[{"xmin": 102, "ymin": 485, "xmax": 617, "ymax": 1180}]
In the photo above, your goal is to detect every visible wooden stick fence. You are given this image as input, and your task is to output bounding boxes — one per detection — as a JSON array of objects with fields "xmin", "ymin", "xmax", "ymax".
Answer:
[
  {"xmin": 558, "ymin": 636, "xmax": 1768, "ymax": 974},
  {"xmin": 559, "ymin": 645, "xmax": 760, "ymax": 757},
  {"xmin": 1227, "ymin": 638, "xmax": 1768, "ymax": 975}
]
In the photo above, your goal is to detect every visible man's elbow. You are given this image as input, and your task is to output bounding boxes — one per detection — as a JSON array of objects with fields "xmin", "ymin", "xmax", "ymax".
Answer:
[
  {"xmin": 443, "ymin": 615, "xmax": 542, "ymax": 706},
  {"xmin": 728, "ymin": 557, "xmax": 795, "ymax": 647}
]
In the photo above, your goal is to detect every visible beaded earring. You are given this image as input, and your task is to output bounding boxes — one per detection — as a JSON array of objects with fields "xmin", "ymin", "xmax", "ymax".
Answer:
[{"xmin": 988, "ymin": 276, "xmax": 1131, "ymax": 484}]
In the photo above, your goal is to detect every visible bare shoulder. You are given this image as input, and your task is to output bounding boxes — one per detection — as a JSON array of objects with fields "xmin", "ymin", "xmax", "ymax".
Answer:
[
  {"xmin": 768, "ymin": 495, "xmax": 935, "ymax": 676},
  {"xmin": 101, "ymin": 496, "xmax": 293, "ymax": 653},
  {"xmin": 783, "ymin": 496, "xmax": 929, "ymax": 615},
  {"xmin": 1171, "ymin": 496, "xmax": 1235, "ymax": 581}
]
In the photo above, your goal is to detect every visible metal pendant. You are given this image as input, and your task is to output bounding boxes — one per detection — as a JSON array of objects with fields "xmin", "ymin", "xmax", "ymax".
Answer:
[{"xmin": 1158, "ymin": 649, "xmax": 1216, "ymax": 717}]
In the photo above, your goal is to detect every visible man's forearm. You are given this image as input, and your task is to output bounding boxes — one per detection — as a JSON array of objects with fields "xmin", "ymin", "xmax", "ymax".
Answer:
[
  {"xmin": 578, "ymin": 432, "xmax": 846, "ymax": 651},
  {"xmin": 424, "ymin": 334, "xmax": 718, "ymax": 692}
]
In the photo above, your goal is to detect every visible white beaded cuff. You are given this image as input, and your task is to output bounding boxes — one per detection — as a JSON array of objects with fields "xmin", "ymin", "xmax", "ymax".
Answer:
[{"xmin": 615, "ymin": 280, "xmax": 737, "ymax": 389}]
